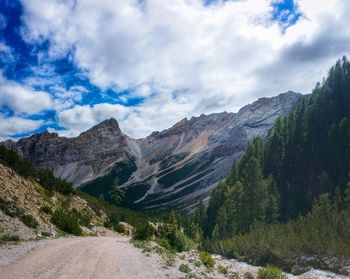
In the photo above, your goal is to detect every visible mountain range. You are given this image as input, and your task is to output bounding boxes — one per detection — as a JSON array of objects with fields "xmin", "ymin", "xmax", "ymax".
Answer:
[{"xmin": 3, "ymin": 91, "xmax": 302, "ymax": 211}]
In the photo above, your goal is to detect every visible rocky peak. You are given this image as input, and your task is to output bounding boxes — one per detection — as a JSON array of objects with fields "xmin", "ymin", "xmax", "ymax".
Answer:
[
  {"xmin": 79, "ymin": 118, "xmax": 122, "ymax": 138},
  {"xmin": 238, "ymin": 91, "xmax": 301, "ymax": 115},
  {"xmin": 173, "ymin": 118, "xmax": 189, "ymax": 128}
]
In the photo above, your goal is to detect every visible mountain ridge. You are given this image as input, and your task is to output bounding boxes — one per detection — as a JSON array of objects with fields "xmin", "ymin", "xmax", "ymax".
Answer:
[{"xmin": 3, "ymin": 91, "xmax": 303, "ymax": 211}]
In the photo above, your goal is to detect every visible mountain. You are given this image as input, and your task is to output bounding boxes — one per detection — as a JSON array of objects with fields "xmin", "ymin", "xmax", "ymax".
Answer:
[{"xmin": 3, "ymin": 91, "xmax": 302, "ymax": 211}]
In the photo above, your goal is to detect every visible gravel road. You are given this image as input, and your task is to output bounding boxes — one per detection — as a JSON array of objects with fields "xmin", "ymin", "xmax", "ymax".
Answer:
[{"xmin": 0, "ymin": 236, "xmax": 168, "ymax": 279}]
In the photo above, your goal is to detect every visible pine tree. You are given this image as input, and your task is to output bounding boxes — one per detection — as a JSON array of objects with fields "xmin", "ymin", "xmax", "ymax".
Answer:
[
  {"xmin": 224, "ymin": 181, "xmax": 244, "ymax": 235},
  {"xmin": 213, "ymin": 206, "xmax": 228, "ymax": 239},
  {"xmin": 109, "ymin": 178, "xmax": 125, "ymax": 205},
  {"xmin": 194, "ymin": 200, "xmax": 206, "ymax": 231},
  {"xmin": 205, "ymin": 182, "xmax": 227, "ymax": 237},
  {"xmin": 240, "ymin": 156, "xmax": 267, "ymax": 230},
  {"xmin": 265, "ymin": 175, "xmax": 280, "ymax": 222}
]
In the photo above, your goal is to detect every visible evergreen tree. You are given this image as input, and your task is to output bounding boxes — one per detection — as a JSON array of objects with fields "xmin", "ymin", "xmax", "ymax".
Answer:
[
  {"xmin": 205, "ymin": 182, "xmax": 227, "ymax": 237},
  {"xmin": 265, "ymin": 175, "xmax": 280, "ymax": 223},
  {"xmin": 240, "ymin": 156, "xmax": 267, "ymax": 230},
  {"xmin": 224, "ymin": 181, "xmax": 244, "ymax": 235},
  {"xmin": 263, "ymin": 57, "xmax": 350, "ymax": 219},
  {"xmin": 109, "ymin": 178, "xmax": 125, "ymax": 205}
]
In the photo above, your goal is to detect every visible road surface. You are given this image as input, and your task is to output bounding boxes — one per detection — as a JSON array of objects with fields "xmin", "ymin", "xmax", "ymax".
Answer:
[{"xmin": 0, "ymin": 236, "xmax": 167, "ymax": 279}]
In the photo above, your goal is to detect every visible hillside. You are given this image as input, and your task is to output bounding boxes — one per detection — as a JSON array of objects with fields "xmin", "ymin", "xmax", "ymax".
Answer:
[
  {"xmin": 3, "ymin": 91, "xmax": 302, "ymax": 212},
  {"xmin": 0, "ymin": 162, "xmax": 113, "ymax": 241},
  {"xmin": 0, "ymin": 146, "xmax": 151, "ymax": 242},
  {"xmin": 198, "ymin": 58, "xmax": 350, "ymax": 275}
]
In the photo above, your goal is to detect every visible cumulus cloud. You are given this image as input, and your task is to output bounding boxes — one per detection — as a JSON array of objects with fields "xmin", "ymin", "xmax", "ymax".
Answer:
[
  {"xmin": 57, "ymin": 87, "xmax": 197, "ymax": 138},
  {"xmin": 0, "ymin": 73, "xmax": 53, "ymax": 114},
  {"xmin": 7, "ymin": 0, "xmax": 350, "ymax": 138},
  {"xmin": 0, "ymin": 114, "xmax": 43, "ymax": 140}
]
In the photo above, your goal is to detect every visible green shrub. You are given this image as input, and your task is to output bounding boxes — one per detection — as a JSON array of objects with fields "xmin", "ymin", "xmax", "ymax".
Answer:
[
  {"xmin": 0, "ymin": 198, "xmax": 23, "ymax": 217},
  {"xmin": 169, "ymin": 229, "xmax": 196, "ymax": 252},
  {"xmin": 77, "ymin": 191, "xmax": 150, "ymax": 231},
  {"xmin": 257, "ymin": 267, "xmax": 287, "ymax": 279},
  {"xmin": 71, "ymin": 208, "xmax": 91, "ymax": 227},
  {"xmin": 20, "ymin": 214, "xmax": 39, "ymax": 228},
  {"xmin": 114, "ymin": 222, "xmax": 126, "ymax": 234},
  {"xmin": 244, "ymin": 272, "xmax": 255, "ymax": 279},
  {"xmin": 157, "ymin": 223, "xmax": 173, "ymax": 238},
  {"xmin": 103, "ymin": 221, "xmax": 113, "ymax": 229},
  {"xmin": 51, "ymin": 209, "xmax": 82, "ymax": 236},
  {"xmin": 133, "ymin": 222, "xmax": 154, "ymax": 240},
  {"xmin": 41, "ymin": 231, "xmax": 51, "ymax": 237},
  {"xmin": 199, "ymin": 251, "xmax": 215, "ymax": 269},
  {"xmin": 179, "ymin": 263, "xmax": 191, "ymax": 273},
  {"xmin": 156, "ymin": 238, "xmax": 173, "ymax": 251},
  {"xmin": 1, "ymin": 234, "xmax": 20, "ymax": 242},
  {"xmin": 40, "ymin": 206, "xmax": 52, "ymax": 214}
]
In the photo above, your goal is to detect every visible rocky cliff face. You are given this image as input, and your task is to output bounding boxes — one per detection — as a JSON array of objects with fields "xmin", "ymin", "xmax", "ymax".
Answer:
[{"xmin": 3, "ymin": 92, "xmax": 302, "ymax": 211}]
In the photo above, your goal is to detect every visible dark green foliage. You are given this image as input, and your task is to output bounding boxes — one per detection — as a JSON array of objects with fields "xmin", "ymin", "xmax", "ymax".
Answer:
[
  {"xmin": 168, "ymin": 229, "xmax": 195, "ymax": 252},
  {"xmin": 206, "ymin": 194, "xmax": 350, "ymax": 272},
  {"xmin": 40, "ymin": 206, "xmax": 52, "ymax": 214},
  {"xmin": 71, "ymin": 208, "xmax": 92, "ymax": 228},
  {"xmin": 77, "ymin": 191, "xmax": 149, "ymax": 229},
  {"xmin": 208, "ymin": 138, "xmax": 280, "ymax": 238},
  {"xmin": 36, "ymin": 169, "xmax": 74, "ymax": 195},
  {"xmin": 80, "ymin": 160, "xmax": 137, "ymax": 203},
  {"xmin": 41, "ymin": 231, "xmax": 51, "ymax": 237},
  {"xmin": 204, "ymin": 182, "xmax": 227, "ymax": 237},
  {"xmin": 20, "ymin": 214, "xmax": 38, "ymax": 228},
  {"xmin": 133, "ymin": 222, "xmax": 155, "ymax": 240},
  {"xmin": 51, "ymin": 209, "xmax": 82, "ymax": 236},
  {"xmin": 158, "ymin": 210, "xmax": 198, "ymax": 252},
  {"xmin": 114, "ymin": 222, "xmax": 126, "ymax": 234},
  {"xmin": 109, "ymin": 178, "xmax": 125, "ymax": 205},
  {"xmin": 0, "ymin": 146, "xmax": 74, "ymax": 195},
  {"xmin": 199, "ymin": 58, "xmax": 350, "ymax": 274},
  {"xmin": 1, "ymin": 234, "xmax": 20, "ymax": 242},
  {"xmin": 257, "ymin": 267, "xmax": 287, "ymax": 279},
  {"xmin": 264, "ymin": 57, "xmax": 350, "ymax": 219}
]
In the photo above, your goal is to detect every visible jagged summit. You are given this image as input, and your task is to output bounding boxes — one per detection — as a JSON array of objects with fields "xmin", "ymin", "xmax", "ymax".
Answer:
[
  {"xmin": 80, "ymin": 118, "xmax": 122, "ymax": 136},
  {"xmin": 94, "ymin": 118, "xmax": 120, "ymax": 130},
  {"xmin": 2, "ymin": 91, "xmax": 303, "ymax": 211}
]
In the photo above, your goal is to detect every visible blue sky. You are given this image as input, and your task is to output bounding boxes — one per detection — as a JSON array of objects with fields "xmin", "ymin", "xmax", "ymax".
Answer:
[{"xmin": 0, "ymin": 0, "xmax": 348, "ymax": 140}]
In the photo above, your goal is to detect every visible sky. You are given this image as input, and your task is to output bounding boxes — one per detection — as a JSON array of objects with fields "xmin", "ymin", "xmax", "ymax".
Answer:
[{"xmin": 0, "ymin": 0, "xmax": 349, "ymax": 140}]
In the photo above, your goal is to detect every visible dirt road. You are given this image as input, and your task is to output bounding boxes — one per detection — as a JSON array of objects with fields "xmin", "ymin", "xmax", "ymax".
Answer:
[{"xmin": 0, "ymin": 236, "xmax": 168, "ymax": 279}]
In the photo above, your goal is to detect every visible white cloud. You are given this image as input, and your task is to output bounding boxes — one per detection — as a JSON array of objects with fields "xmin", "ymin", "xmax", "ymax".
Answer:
[
  {"xmin": 16, "ymin": 0, "xmax": 350, "ymax": 138},
  {"xmin": 58, "ymin": 103, "xmax": 131, "ymax": 137},
  {"xmin": 57, "ymin": 91, "xmax": 194, "ymax": 138},
  {"xmin": 0, "ymin": 73, "xmax": 53, "ymax": 115},
  {"xmin": 0, "ymin": 114, "xmax": 43, "ymax": 140}
]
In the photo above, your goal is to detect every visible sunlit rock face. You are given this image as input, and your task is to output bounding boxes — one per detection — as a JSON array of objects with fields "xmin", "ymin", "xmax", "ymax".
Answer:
[{"xmin": 3, "ymin": 92, "xmax": 302, "ymax": 212}]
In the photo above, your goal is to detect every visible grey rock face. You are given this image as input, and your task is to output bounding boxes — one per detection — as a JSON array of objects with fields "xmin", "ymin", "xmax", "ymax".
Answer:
[
  {"xmin": 3, "ymin": 92, "xmax": 302, "ymax": 211},
  {"xmin": 4, "ymin": 118, "xmax": 140, "ymax": 186}
]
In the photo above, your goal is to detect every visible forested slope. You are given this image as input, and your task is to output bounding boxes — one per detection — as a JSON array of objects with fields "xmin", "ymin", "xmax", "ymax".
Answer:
[{"xmin": 198, "ymin": 57, "xmax": 350, "ymax": 275}]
